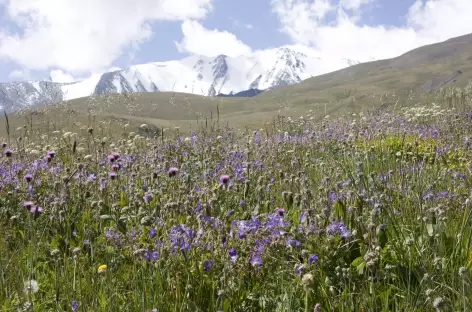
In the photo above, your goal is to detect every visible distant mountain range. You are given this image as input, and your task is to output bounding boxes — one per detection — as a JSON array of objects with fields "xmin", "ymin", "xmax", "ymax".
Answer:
[{"xmin": 0, "ymin": 47, "xmax": 362, "ymax": 111}]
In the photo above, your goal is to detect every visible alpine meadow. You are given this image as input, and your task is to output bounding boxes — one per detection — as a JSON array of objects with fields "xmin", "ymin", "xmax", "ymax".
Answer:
[{"xmin": 2, "ymin": 2, "xmax": 472, "ymax": 311}]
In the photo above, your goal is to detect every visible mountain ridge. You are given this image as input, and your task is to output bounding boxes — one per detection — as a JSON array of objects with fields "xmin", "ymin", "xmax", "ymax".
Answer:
[{"xmin": 0, "ymin": 47, "xmax": 361, "ymax": 111}]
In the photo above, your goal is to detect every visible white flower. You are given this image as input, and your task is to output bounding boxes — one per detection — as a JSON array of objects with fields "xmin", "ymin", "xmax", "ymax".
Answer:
[{"xmin": 24, "ymin": 279, "xmax": 39, "ymax": 294}]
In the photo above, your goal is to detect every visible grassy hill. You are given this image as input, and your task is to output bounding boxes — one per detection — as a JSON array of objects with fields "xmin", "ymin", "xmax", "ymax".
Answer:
[{"xmin": 2, "ymin": 33, "xmax": 472, "ymax": 137}]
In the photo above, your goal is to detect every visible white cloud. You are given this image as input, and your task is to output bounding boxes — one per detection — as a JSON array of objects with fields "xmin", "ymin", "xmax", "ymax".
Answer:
[
  {"xmin": 8, "ymin": 68, "xmax": 31, "ymax": 81},
  {"xmin": 175, "ymin": 20, "xmax": 252, "ymax": 57},
  {"xmin": 0, "ymin": 0, "xmax": 213, "ymax": 75},
  {"xmin": 49, "ymin": 69, "xmax": 75, "ymax": 83},
  {"xmin": 271, "ymin": 0, "xmax": 472, "ymax": 64},
  {"xmin": 339, "ymin": 0, "xmax": 373, "ymax": 10}
]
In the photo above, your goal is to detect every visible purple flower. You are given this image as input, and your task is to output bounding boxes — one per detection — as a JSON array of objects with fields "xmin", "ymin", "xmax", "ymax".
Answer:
[
  {"xmin": 24, "ymin": 201, "xmax": 34, "ymax": 209},
  {"xmin": 145, "ymin": 250, "xmax": 159, "ymax": 262},
  {"xmin": 275, "ymin": 208, "xmax": 285, "ymax": 216},
  {"xmin": 308, "ymin": 254, "xmax": 319, "ymax": 265},
  {"xmin": 72, "ymin": 300, "xmax": 79, "ymax": 311},
  {"xmin": 108, "ymin": 172, "xmax": 117, "ymax": 180},
  {"xmin": 111, "ymin": 163, "xmax": 121, "ymax": 171},
  {"xmin": 29, "ymin": 206, "xmax": 43, "ymax": 217},
  {"xmin": 295, "ymin": 264, "xmax": 304, "ymax": 276},
  {"xmin": 239, "ymin": 200, "xmax": 246, "ymax": 207},
  {"xmin": 4, "ymin": 148, "xmax": 12, "ymax": 157},
  {"xmin": 286, "ymin": 237, "xmax": 302, "ymax": 248},
  {"xmin": 203, "ymin": 259, "xmax": 214, "ymax": 271},
  {"xmin": 228, "ymin": 248, "xmax": 238, "ymax": 263},
  {"xmin": 149, "ymin": 227, "xmax": 157, "ymax": 238},
  {"xmin": 250, "ymin": 255, "xmax": 262, "ymax": 268},
  {"xmin": 168, "ymin": 167, "xmax": 179, "ymax": 177},
  {"xmin": 327, "ymin": 221, "xmax": 352, "ymax": 238},
  {"xmin": 219, "ymin": 174, "xmax": 230, "ymax": 185},
  {"xmin": 24, "ymin": 173, "xmax": 33, "ymax": 183},
  {"xmin": 143, "ymin": 192, "xmax": 153, "ymax": 203}
]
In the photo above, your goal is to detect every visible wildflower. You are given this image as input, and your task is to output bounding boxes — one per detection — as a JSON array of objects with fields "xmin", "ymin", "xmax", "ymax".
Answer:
[
  {"xmin": 108, "ymin": 172, "xmax": 117, "ymax": 180},
  {"xmin": 47, "ymin": 150, "xmax": 56, "ymax": 158},
  {"xmin": 71, "ymin": 300, "xmax": 79, "ymax": 311},
  {"xmin": 97, "ymin": 264, "xmax": 107, "ymax": 274},
  {"xmin": 111, "ymin": 163, "xmax": 121, "ymax": 171},
  {"xmin": 29, "ymin": 206, "xmax": 43, "ymax": 217},
  {"xmin": 219, "ymin": 174, "xmax": 230, "ymax": 185},
  {"xmin": 275, "ymin": 208, "xmax": 285, "ymax": 216},
  {"xmin": 239, "ymin": 200, "xmax": 246, "ymax": 207},
  {"xmin": 168, "ymin": 167, "xmax": 179, "ymax": 177},
  {"xmin": 145, "ymin": 250, "xmax": 159, "ymax": 262},
  {"xmin": 24, "ymin": 173, "xmax": 33, "ymax": 183},
  {"xmin": 228, "ymin": 248, "xmax": 238, "ymax": 263},
  {"xmin": 286, "ymin": 237, "xmax": 302, "ymax": 248},
  {"xmin": 301, "ymin": 273, "xmax": 314, "ymax": 287},
  {"xmin": 250, "ymin": 255, "xmax": 262, "ymax": 268},
  {"xmin": 308, "ymin": 254, "xmax": 319, "ymax": 265},
  {"xmin": 203, "ymin": 260, "xmax": 214, "ymax": 271},
  {"xmin": 23, "ymin": 201, "xmax": 35, "ymax": 210},
  {"xmin": 295, "ymin": 264, "xmax": 305, "ymax": 275},
  {"xmin": 149, "ymin": 227, "xmax": 157, "ymax": 238},
  {"xmin": 4, "ymin": 148, "xmax": 12, "ymax": 157},
  {"xmin": 24, "ymin": 279, "xmax": 39, "ymax": 294},
  {"xmin": 327, "ymin": 221, "xmax": 352, "ymax": 238},
  {"xmin": 143, "ymin": 192, "xmax": 153, "ymax": 203},
  {"xmin": 432, "ymin": 297, "xmax": 444, "ymax": 310}
]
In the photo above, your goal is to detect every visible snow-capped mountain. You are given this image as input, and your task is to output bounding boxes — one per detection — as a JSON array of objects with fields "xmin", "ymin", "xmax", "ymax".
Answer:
[{"xmin": 1, "ymin": 47, "xmax": 362, "ymax": 111}]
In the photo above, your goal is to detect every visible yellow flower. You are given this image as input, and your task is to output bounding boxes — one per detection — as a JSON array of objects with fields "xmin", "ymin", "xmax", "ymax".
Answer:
[{"xmin": 97, "ymin": 264, "xmax": 107, "ymax": 274}]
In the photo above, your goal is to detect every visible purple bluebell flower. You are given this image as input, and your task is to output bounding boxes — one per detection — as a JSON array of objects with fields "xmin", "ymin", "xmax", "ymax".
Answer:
[
  {"xmin": 4, "ymin": 148, "xmax": 12, "ymax": 157},
  {"xmin": 71, "ymin": 300, "xmax": 79, "ymax": 311},
  {"xmin": 229, "ymin": 248, "xmax": 238, "ymax": 263},
  {"xmin": 239, "ymin": 200, "xmax": 246, "ymax": 207},
  {"xmin": 203, "ymin": 259, "xmax": 214, "ymax": 271},
  {"xmin": 286, "ymin": 237, "xmax": 302, "ymax": 248},
  {"xmin": 149, "ymin": 227, "xmax": 157, "ymax": 238},
  {"xmin": 308, "ymin": 254, "xmax": 319, "ymax": 265},
  {"xmin": 327, "ymin": 221, "xmax": 352, "ymax": 238},
  {"xmin": 250, "ymin": 255, "xmax": 262, "ymax": 268},
  {"xmin": 143, "ymin": 192, "xmax": 153, "ymax": 203},
  {"xmin": 145, "ymin": 250, "xmax": 159, "ymax": 262}
]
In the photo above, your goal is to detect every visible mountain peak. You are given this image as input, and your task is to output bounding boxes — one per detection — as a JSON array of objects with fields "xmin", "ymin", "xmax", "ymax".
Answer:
[{"xmin": 0, "ymin": 49, "xmax": 362, "ymax": 111}]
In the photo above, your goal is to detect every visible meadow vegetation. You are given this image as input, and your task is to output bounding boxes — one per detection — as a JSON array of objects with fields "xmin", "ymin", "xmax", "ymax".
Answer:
[{"xmin": 2, "ymin": 84, "xmax": 472, "ymax": 311}]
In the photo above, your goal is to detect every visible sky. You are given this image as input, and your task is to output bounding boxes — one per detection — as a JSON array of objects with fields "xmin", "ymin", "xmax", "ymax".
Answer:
[{"xmin": 0, "ymin": 0, "xmax": 472, "ymax": 83}]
